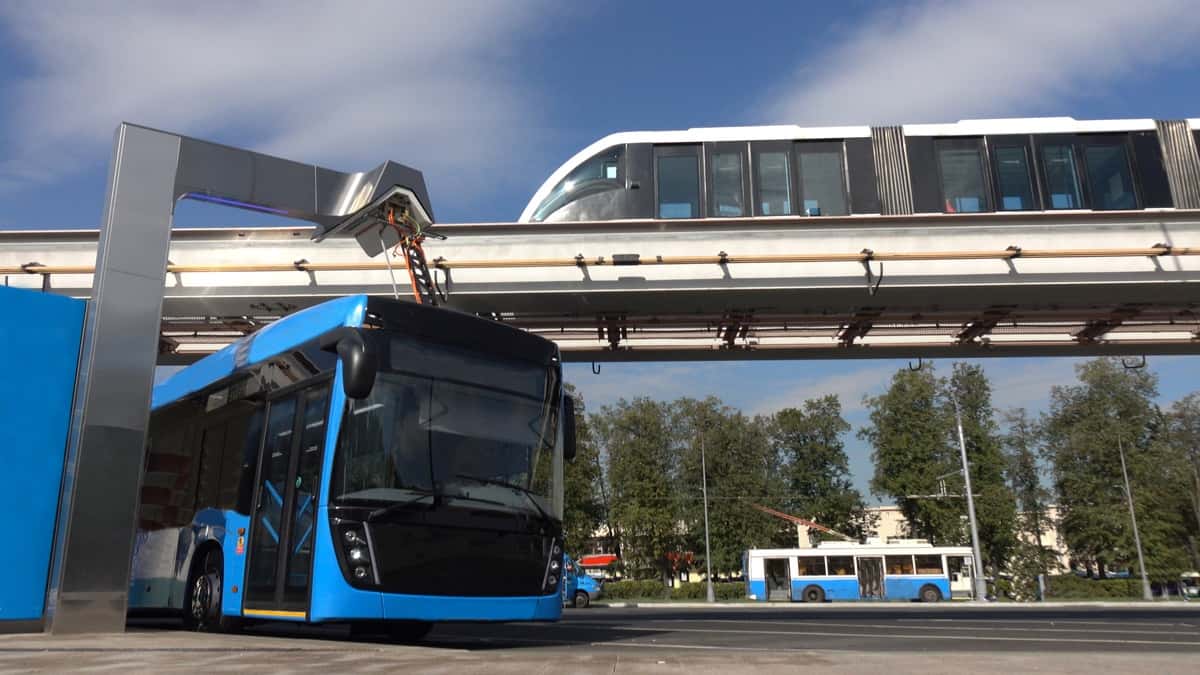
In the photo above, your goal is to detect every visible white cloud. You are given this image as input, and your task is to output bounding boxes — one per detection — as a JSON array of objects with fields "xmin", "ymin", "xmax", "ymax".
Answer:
[
  {"xmin": 747, "ymin": 365, "xmax": 886, "ymax": 416},
  {"xmin": 0, "ymin": 1, "xmax": 552, "ymax": 213},
  {"xmin": 764, "ymin": 0, "xmax": 1200, "ymax": 125}
]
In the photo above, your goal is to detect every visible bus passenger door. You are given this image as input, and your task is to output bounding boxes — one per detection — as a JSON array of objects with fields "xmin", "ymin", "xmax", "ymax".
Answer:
[
  {"xmin": 764, "ymin": 558, "xmax": 791, "ymax": 602},
  {"xmin": 856, "ymin": 556, "xmax": 884, "ymax": 600},
  {"xmin": 946, "ymin": 556, "xmax": 974, "ymax": 599},
  {"xmin": 244, "ymin": 386, "xmax": 330, "ymax": 619}
]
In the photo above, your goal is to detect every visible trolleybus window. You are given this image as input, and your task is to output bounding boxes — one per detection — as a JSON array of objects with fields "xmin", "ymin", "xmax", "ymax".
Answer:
[
  {"xmin": 709, "ymin": 151, "xmax": 745, "ymax": 217},
  {"xmin": 827, "ymin": 556, "xmax": 854, "ymax": 575},
  {"xmin": 915, "ymin": 554, "xmax": 944, "ymax": 575},
  {"xmin": 798, "ymin": 556, "xmax": 827, "ymax": 576},
  {"xmin": 754, "ymin": 150, "xmax": 792, "ymax": 216},
  {"xmin": 1083, "ymin": 142, "xmax": 1136, "ymax": 210},
  {"xmin": 796, "ymin": 143, "xmax": 848, "ymax": 216},
  {"xmin": 886, "ymin": 555, "xmax": 915, "ymax": 575},
  {"xmin": 936, "ymin": 138, "xmax": 990, "ymax": 213},
  {"xmin": 1040, "ymin": 143, "xmax": 1084, "ymax": 209},
  {"xmin": 992, "ymin": 145, "xmax": 1037, "ymax": 210}
]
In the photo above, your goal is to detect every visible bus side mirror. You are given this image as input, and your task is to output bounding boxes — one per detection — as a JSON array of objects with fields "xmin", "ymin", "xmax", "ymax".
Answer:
[
  {"xmin": 320, "ymin": 327, "xmax": 378, "ymax": 400},
  {"xmin": 563, "ymin": 395, "xmax": 578, "ymax": 461}
]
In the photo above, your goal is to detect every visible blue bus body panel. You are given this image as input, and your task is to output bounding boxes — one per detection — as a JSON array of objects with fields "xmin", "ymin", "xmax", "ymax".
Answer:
[
  {"xmin": 152, "ymin": 295, "xmax": 367, "ymax": 409},
  {"xmin": 748, "ymin": 580, "xmax": 767, "ymax": 600},
  {"xmin": 792, "ymin": 578, "xmax": 859, "ymax": 601},
  {"xmin": 885, "ymin": 576, "xmax": 949, "ymax": 600},
  {"xmin": 220, "ymin": 511, "xmax": 251, "ymax": 616},
  {"xmin": 0, "ymin": 288, "xmax": 85, "ymax": 621}
]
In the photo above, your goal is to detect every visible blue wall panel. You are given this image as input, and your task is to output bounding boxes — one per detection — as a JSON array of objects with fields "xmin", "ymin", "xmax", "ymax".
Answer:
[{"xmin": 0, "ymin": 288, "xmax": 85, "ymax": 622}]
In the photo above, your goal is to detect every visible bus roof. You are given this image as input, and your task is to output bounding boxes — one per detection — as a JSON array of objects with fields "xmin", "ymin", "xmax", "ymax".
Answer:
[
  {"xmin": 747, "ymin": 545, "xmax": 974, "ymax": 557},
  {"xmin": 152, "ymin": 295, "xmax": 368, "ymax": 409}
]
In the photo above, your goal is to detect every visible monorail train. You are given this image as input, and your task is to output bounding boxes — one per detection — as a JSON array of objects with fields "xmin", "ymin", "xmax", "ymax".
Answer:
[{"xmin": 519, "ymin": 117, "xmax": 1200, "ymax": 223}]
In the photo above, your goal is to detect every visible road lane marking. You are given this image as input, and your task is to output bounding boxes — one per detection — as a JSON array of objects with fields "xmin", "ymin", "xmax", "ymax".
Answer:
[
  {"xmin": 555, "ymin": 623, "xmax": 1200, "ymax": 647},
  {"xmin": 585, "ymin": 618, "xmax": 1200, "ymax": 637}
]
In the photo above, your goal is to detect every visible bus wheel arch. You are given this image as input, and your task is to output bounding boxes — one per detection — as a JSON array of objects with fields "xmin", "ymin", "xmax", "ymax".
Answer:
[
  {"xmin": 801, "ymin": 585, "xmax": 825, "ymax": 603},
  {"xmin": 184, "ymin": 543, "xmax": 239, "ymax": 632},
  {"xmin": 919, "ymin": 584, "xmax": 943, "ymax": 603}
]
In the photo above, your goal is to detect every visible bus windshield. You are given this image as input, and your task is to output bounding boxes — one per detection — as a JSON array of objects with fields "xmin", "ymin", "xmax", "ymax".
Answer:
[{"xmin": 333, "ymin": 336, "xmax": 558, "ymax": 517}]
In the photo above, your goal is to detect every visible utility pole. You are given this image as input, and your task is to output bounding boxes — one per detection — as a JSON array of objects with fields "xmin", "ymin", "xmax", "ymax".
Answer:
[
  {"xmin": 700, "ymin": 433, "xmax": 715, "ymax": 603},
  {"xmin": 952, "ymin": 393, "xmax": 988, "ymax": 601},
  {"xmin": 1117, "ymin": 436, "xmax": 1153, "ymax": 601}
]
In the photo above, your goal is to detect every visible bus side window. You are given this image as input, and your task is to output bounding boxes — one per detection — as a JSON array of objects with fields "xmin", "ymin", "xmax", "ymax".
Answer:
[
  {"xmin": 235, "ymin": 410, "xmax": 265, "ymax": 515},
  {"xmin": 217, "ymin": 404, "xmax": 259, "ymax": 511}
]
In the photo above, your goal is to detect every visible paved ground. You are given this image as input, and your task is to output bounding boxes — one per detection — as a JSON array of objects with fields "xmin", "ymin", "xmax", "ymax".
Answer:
[{"xmin": 1, "ymin": 604, "xmax": 1197, "ymax": 673}]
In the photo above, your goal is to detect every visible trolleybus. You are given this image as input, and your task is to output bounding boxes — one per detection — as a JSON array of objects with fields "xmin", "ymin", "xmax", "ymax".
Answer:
[
  {"xmin": 131, "ymin": 295, "xmax": 575, "ymax": 639},
  {"xmin": 745, "ymin": 541, "xmax": 975, "ymax": 603}
]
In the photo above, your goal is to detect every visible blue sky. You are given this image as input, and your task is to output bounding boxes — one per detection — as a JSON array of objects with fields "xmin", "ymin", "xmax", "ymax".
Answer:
[{"xmin": 5, "ymin": 1, "xmax": 1200, "ymax": 500}]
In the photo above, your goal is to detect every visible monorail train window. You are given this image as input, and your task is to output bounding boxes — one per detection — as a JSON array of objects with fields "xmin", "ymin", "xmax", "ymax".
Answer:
[
  {"xmin": 796, "ymin": 142, "xmax": 848, "ymax": 216},
  {"xmin": 991, "ymin": 145, "xmax": 1037, "ymax": 210},
  {"xmin": 708, "ymin": 150, "xmax": 745, "ymax": 217},
  {"xmin": 935, "ymin": 138, "xmax": 990, "ymax": 213},
  {"xmin": 531, "ymin": 145, "xmax": 623, "ymax": 221},
  {"xmin": 753, "ymin": 147, "xmax": 792, "ymax": 216},
  {"xmin": 655, "ymin": 146, "xmax": 701, "ymax": 218},
  {"xmin": 1039, "ymin": 144, "xmax": 1084, "ymax": 209},
  {"xmin": 1082, "ymin": 142, "xmax": 1137, "ymax": 210}
]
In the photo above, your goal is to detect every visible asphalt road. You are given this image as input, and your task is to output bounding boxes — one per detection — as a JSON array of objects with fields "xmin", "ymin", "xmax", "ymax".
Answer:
[
  {"xmin": 4, "ymin": 605, "xmax": 1198, "ymax": 673},
  {"xmin": 425, "ymin": 604, "xmax": 1200, "ymax": 654}
]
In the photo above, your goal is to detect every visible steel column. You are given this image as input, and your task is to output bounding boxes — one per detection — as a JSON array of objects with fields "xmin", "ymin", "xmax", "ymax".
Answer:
[{"xmin": 47, "ymin": 124, "xmax": 182, "ymax": 634}]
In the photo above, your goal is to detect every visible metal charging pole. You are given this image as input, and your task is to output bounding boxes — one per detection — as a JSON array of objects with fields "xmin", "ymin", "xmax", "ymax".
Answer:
[
  {"xmin": 701, "ymin": 434, "xmax": 715, "ymax": 603},
  {"xmin": 1117, "ymin": 436, "xmax": 1153, "ymax": 601},
  {"xmin": 952, "ymin": 393, "xmax": 988, "ymax": 601}
]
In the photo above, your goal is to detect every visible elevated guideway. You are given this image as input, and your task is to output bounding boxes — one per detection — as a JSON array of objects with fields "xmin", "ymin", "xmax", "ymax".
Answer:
[{"xmin": 2, "ymin": 209, "xmax": 1198, "ymax": 363}]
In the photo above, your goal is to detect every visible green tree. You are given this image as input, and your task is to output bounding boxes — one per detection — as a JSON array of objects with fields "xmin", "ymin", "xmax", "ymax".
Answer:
[
  {"xmin": 862, "ymin": 365, "xmax": 964, "ymax": 545},
  {"xmin": 771, "ymin": 395, "xmax": 872, "ymax": 541},
  {"xmin": 1042, "ymin": 358, "xmax": 1192, "ymax": 581},
  {"xmin": 1166, "ymin": 393, "xmax": 1200, "ymax": 569},
  {"xmin": 1002, "ymin": 407, "xmax": 1056, "ymax": 580},
  {"xmin": 595, "ymin": 397, "xmax": 682, "ymax": 585},
  {"xmin": 561, "ymin": 384, "xmax": 605, "ymax": 553},
  {"xmin": 672, "ymin": 397, "xmax": 777, "ymax": 575},
  {"xmin": 945, "ymin": 363, "xmax": 1017, "ymax": 573}
]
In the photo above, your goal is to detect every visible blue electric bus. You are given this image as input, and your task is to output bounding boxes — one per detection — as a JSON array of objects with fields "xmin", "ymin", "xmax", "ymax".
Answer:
[
  {"xmin": 745, "ymin": 542, "xmax": 976, "ymax": 603},
  {"xmin": 131, "ymin": 295, "xmax": 575, "ymax": 640}
]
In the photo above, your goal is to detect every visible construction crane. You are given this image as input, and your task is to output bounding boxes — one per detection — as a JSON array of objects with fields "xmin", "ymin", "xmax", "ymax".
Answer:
[{"xmin": 750, "ymin": 503, "xmax": 855, "ymax": 546}]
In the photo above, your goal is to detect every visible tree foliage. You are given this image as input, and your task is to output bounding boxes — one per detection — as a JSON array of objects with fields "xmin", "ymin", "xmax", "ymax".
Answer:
[
  {"xmin": 561, "ymin": 384, "xmax": 606, "ymax": 552},
  {"xmin": 862, "ymin": 365, "xmax": 964, "ymax": 545},
  {"xmin": 1042, "ymin": 358, "xmax": 1193, "ymax": 580},
  {"xmin": 771, "ymin": 395, "xmax": 873, "ymax": 541}
]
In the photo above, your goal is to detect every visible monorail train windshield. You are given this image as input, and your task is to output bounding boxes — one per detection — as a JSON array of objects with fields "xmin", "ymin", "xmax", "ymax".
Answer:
[
  {"xmin": 519, "ymin": 117, "xmax": 1200, "ymax": 223},
  {"xmin": 531, "ymin": 146, "xmax": 623, "ymax": 221}
]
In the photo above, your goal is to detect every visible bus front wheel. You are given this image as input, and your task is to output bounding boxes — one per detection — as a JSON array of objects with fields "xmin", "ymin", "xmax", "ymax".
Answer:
[
  {"xmin": 184, "ymin": 548, "xmax": 240, "ymax": 632},
  {"xmin": 919, "ymin": 584, "xmax": 943, "ymax": 603},
  {"xmin": 801, "ymin": 585, "xmax": 825, "ymax": 603}
]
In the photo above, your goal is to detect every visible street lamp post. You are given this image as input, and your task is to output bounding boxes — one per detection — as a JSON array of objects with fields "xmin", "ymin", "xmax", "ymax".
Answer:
[
  {"xmin": 951, "ymin": 393, "xmax": 988, "ymax": 601},
  {"xmin": 1116, "ymin": 436, "xmax": 1153, "ymax": 601},
  {"xmin": 700, "ymin": 434, "xmax": 715, "ymax": 603}
]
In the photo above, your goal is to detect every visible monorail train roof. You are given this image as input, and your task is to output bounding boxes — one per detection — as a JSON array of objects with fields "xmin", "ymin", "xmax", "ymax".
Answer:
[{"xmin": 520, "ymin": 116, "xmax": 1197, "ymax": 222}]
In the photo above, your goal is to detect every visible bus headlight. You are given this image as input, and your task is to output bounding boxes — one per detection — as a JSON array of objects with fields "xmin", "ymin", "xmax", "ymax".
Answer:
[
  {"xmin": 337, "ymin": 522, "xmax": 376, "ymax": 586},
  {"xmin": 543, "ymin": 539, "xmax": 564, "ymax": 593}
]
